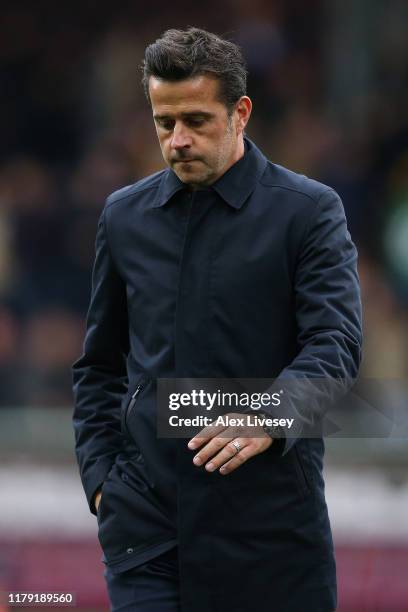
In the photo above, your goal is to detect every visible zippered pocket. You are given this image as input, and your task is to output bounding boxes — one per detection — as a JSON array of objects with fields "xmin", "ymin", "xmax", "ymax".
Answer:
[{"xmin": 121, "ymin": 375, "xmax": 148, "ymax": 438}]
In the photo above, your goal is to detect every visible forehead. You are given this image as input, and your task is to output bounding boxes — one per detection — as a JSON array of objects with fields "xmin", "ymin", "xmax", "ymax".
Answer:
[{"xmin": 148, "ymin": 75, "xmax": 225, "ymax": 114}]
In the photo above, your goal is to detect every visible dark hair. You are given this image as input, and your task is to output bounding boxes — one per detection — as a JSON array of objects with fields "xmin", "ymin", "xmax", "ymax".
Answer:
[{"xmin": 142, "ymin": 28, "xmax": 247, "ymax": 113}]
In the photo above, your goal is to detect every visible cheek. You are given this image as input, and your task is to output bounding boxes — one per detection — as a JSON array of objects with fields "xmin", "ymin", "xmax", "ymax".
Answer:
[
  {"xmin": 216, "ymin": 132, "xmax": 233, "ymax": 157},
  {"xmin": 203, "ymin": 130, "xmax": 225, "ymax": 153},
  {"xmin": 155, "ymin": 129, "xmax": 168, "ymax": 146},
  {"xmin": 158, "ymin": 137, "xmax": 170, "ymax": 157}
]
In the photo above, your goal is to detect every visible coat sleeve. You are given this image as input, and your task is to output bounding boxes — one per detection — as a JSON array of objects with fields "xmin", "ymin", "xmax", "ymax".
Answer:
[
  {"xmin": 72, "ymin": 203, "xmax": 129, "ymax": 515},
  {"xmin": 260, "ymin": 188, "xmax": 363, "ymax": 455}
]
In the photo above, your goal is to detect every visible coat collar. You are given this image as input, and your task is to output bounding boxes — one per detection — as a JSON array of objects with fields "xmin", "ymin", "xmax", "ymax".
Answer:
[{"xmin": 152, "ymin": 137, "xmax": 267, "ymax": 210}]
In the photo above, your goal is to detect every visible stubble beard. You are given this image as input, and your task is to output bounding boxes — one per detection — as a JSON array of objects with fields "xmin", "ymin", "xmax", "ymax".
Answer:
[{"xmin": 173, "ymin": 120, "xmax": 235, "ymax": 188}]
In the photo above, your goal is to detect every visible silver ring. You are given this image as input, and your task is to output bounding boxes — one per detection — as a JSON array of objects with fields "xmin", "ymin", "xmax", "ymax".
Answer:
[{"xmin": 231, "ymin": 439, "xmax": 242, "ymax": 454}]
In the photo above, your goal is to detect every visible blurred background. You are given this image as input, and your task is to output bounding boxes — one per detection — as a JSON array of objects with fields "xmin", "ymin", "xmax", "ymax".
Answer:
[{"xmin": 0, "ymin": 0, "xmax": 407, "ymax": 610}]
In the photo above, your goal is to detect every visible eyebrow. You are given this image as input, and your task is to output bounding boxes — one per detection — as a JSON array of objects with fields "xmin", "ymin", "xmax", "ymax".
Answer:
[{"xmin": 153, "ymin": 111, "xmax": 214, "ymax": 121}]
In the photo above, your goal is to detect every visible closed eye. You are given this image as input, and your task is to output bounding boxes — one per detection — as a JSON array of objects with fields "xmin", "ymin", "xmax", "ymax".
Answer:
[
  {"xmin": 185, "ymin": 117, "xmax": 205, "ymax": 127},
  {"xmin": 154, "ymin": 113, "xmax": 213, "ymax": 131},
  {"xmin": 155, "ymin": 118, "xmax": 175, "ymax": 130}
]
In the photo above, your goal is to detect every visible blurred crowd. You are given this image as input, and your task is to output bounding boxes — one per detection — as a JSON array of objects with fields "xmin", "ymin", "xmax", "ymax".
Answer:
[{"xmin": 0, "ymin": 0, "xmax": 407, "ymax": 408}]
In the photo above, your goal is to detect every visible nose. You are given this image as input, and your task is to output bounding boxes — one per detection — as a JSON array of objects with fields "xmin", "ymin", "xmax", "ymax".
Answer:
[{"xmin": 170, "ymin": 122, "xmax": 192, "ymax": 150}]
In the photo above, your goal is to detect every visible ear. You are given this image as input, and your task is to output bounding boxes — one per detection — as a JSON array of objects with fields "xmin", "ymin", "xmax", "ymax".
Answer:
[{"xmin": 234, "ymin": 96, "xmax": 252, "ymax": 135}]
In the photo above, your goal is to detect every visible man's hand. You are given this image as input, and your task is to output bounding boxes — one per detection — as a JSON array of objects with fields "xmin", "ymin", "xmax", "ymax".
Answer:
[
  {"xmin": 187, "ymin": 412, "xmax": 273, "ymax": 475},
  {"xmin": 94, "ymin": 489, "xmax": 102, "ymax": 512}
]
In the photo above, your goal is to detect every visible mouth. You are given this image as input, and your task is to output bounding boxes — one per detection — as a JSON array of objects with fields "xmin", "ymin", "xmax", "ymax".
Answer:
[{"xmin": 173, "ymin": 158, "xmax": 199, "ymax": 164}]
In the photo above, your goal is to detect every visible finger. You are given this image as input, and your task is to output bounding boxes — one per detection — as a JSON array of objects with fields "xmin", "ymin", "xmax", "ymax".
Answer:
[
  {"xmin": 219, "ymin": 437, "xmax": 273, "ymax": 474},
  {"xmin": 194, "ymin": 416, "xmax": 256, "ymax": 458},
  {"xmin": 202, "ymin": 438, "xmax": 249, "ymax": 472},
  {"xmin": 94, "ymin": 491, "xmax": 102, "ymax": 511},
  {"xmin": 188, "ymin": 411, "xmax": 251, "ymax": 450},
  {"xmin": 218, "ymin": 443, "xmax": 254, "ymax": 474},
  {"xmin": 188, "ymin": 419, "xmax": 229, "ymax": 450},
  {"xmin": 192, "ymin": 432, "xmax": 235, "ymax": 466},
  {"xmin": 191, "ymin": 417, "xmax": 256, "ymax": 465}
]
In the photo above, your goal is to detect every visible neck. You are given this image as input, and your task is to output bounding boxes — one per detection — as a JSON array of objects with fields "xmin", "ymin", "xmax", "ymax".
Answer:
[{"xmin": 229, "ymin": 134, "xmax": 245, "ymax": 167}]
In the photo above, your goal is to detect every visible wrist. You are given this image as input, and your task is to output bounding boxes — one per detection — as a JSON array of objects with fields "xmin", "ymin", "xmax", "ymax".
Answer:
[{"xmin": 255, "ymin": 410, "xmax": 286, "ymax": 440}]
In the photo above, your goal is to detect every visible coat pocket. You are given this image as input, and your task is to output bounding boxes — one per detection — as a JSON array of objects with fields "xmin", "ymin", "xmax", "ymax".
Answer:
[
  {"xmin": 96, "ymin": 463, "xmax": 176, "ymax": 565},
  {"xmin": 96, "ymin": 467, "xmax": 114, "ymax": 526}
]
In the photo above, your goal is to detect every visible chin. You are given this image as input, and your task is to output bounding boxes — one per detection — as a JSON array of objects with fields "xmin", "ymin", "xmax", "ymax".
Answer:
[{"xmin": 177, "ymin": 171, "xmax": 207, "ymax": 185}]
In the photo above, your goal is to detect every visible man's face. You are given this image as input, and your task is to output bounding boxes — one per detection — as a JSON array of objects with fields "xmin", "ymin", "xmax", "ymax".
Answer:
[{"xmin": 149, "ymin": 75, "xmax": 250, "ymax": 187}]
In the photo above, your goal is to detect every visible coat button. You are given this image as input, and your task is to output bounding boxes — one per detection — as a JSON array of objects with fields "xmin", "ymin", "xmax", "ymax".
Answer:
[
  {"xmin": 121, "ymin": 473, "xmax": 129, "ymax": 482},
  {"xmin": 127, "ymin": 547, "xmax": 133, "ymax": 554}
]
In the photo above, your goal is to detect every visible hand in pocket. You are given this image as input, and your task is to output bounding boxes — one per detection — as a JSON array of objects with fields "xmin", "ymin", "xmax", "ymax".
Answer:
[{"xmin": 94, "ymin": 489, "xmax": 102, "ymax": 513}]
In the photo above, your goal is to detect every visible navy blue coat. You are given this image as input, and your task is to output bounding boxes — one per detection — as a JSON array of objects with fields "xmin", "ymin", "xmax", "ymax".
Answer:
[{"xmin": 72, "ymin": 138, "xmax": 362, "ymax": 612}]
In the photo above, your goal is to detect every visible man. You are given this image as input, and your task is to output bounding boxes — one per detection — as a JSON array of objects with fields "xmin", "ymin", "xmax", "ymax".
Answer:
[{"xmin": 72, "ymin": 28, "xmax": 362, "ymax": 612}]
